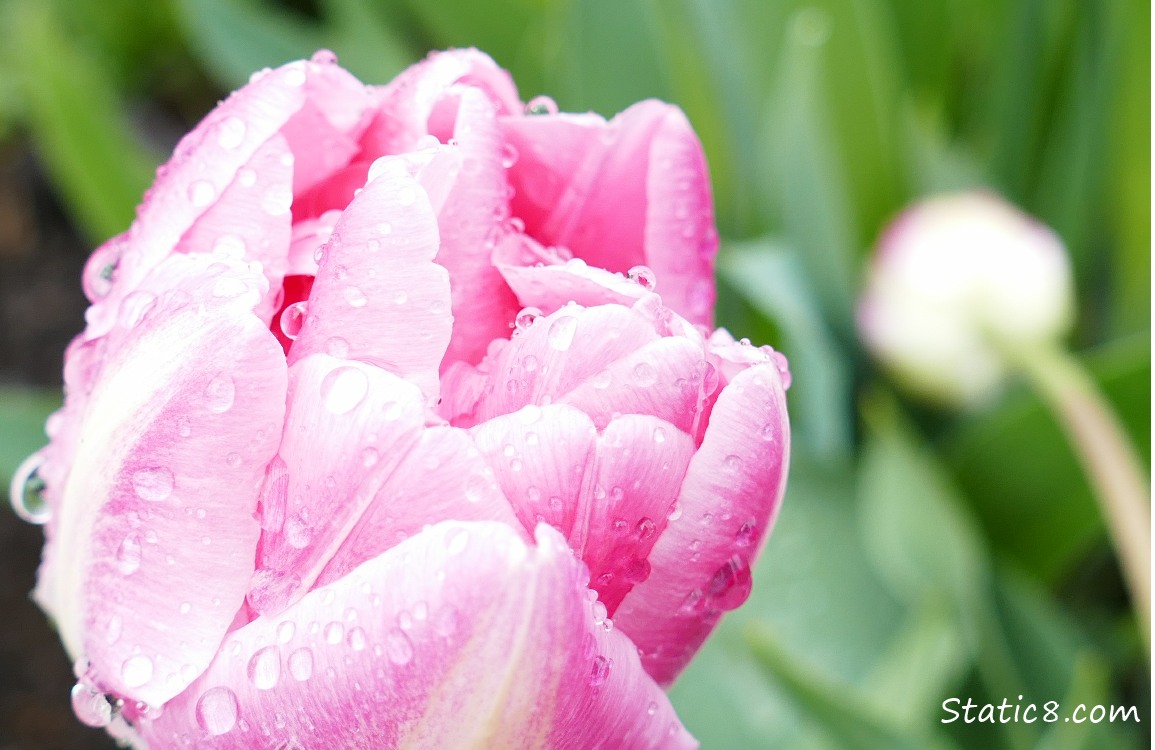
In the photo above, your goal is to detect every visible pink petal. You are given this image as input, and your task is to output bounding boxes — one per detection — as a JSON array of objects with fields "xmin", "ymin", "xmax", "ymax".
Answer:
[
  {"xmin": 250, "ymin": 354, "xmax": 427, "ymax": 616},
  {"xmin": 426, "ymin": 86, "xmax": 522, "ymax": 368},
  {"xmin": 138, "ymin": 522, "xmax": 696, "ymax": 749},
  {"xmin": 503, "ymin": 101, "xmax": 717, "ymax": 326},
  {"xmin": 472, "ymin": 406, "xmax": 695, "ymax": 615},
  {"xmin": 359, "ymin": 48, "xmax": 521, "ymax": 156},
  {"xmin": 612, "ymin": 363, "xmax": 790, "ymax": 686},
  {"xmin": 314, "ymin": 425, "xmax": 528, "ymax": 587},
  {"xmin": 81, "ymin": 58, "xmax": 372, "ymax": 342},
  {"xmin": 288, "ymin": 156, "xmax": 452, "ymax": 404},
  {"xmin": 36, "ymin": 255, "xmax": 288, "ymax": 706}
]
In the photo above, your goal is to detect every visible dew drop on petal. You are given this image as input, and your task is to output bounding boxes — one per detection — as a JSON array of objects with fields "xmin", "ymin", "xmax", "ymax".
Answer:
[
  {"xmin": 633, "ymin": 362, "xmax": 657, "ymax": 387},
  {"xmin": 343, "ymin": 285, "xmax": 368, "ymax": 308},
  {"xmin": 501, "ymin": 143, "xmax": 519, "ymax": 168},
  {"xmin": 547, "ymin": 315, "xmax": 577, "ymax": 351},
  {"xmin": 10, "ymin": 452, "xmax": 50, "ymax": 525},
  {"xmin": 121, "ymin": 655, "xmax": 153, "ymax": 688},
  {"xmin": 217, "ymin": 116, "xmax": 246, "ymax": 149},
  {"xmin": 347, "ymin": 626, "xmax": 367, "ymax": 652},
  {"xmin": 326, "ymin": 337, "xmax": 350, "ymax": 358},
  {"xmin": 132, "ymin": 467, "xmax": 174, "ymax": 502},
  {"xmin": 247, "ymin": 646, "xmax": 280, "ymax": 690},
  {"xmin": 189, "ymin": 180, "xmax": 216, "ymax": 208},
  {"xmin": 627, "ymin": 265, "xmax": 657, "ymax": 291},
  {"xmin": 195, "ymin": 686, "xmax": 239, "ymax": 736},
  {"xmin": 310, "ymin": 49, "xmax": 338, "ymax": 64},
  {"xmin": 735, "ymin": 521, "xmax": 757, "ymax": 548},
  {"xmin": 525, "ymin": 95, "xmax": 558, "ymax": 116},
  {"xmin": 320, "ymin": 365, "xmax": 369, "ymax": 414},
  {"xmin": 514, "ymin": 306, "xmax": 542, "ymax": 332},
  {"xmin": 276, "ymin": 621, "xmax": 296, "ymax": 644},
  {"xmin": 385, "ymin": 628, "xmax": 413, "ymax": 665},
  {"xmin": 116, "ymin": 533, "xmax": 143, "ymax": 575},
  {"xmin": 324, "ymin": 622, "xmax": 344, "ymax": 645},
  {"xmin": 262, "ymin": 185, "xmax": 293, "ymax": 216},
  {"xmin": 204, "ymin": 373, "xmax": 236, "ymax": 414},
  {"xmin": 288, "ymin": 648, "xmax": 313, "ymax": 681},
  {"xmin": 280, "ymin": 301, "xmax": 308, "ymax": 340},
  {"xmin": 705, "ymin": 555, "xmax": 753, "ymax": 611},
  {"xmin": 70, "ymin": 681, "xmax": 112, "ymax": 728},
  {"xmin": 589, "ymin": 655, "xmax": 612, "ymax": 687}
]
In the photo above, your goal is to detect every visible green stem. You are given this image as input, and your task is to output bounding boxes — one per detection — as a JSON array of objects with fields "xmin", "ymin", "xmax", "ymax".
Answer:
[{"xmin": 1008, "ymin": 343, "xmax": 1150, "ymax": 648}]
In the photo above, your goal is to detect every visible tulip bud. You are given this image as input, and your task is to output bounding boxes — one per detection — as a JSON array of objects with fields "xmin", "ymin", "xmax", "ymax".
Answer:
[{"xmin": 857, "ymin": 191, "xmax": 1074, "ymax": 405}]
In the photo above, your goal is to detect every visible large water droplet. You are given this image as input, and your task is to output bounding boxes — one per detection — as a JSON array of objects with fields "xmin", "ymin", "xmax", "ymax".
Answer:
[
  {"xmin": 326, "ymin": 336, "xmax": 350, "ymax": 358},
  {"xmin": 347, "ymin": 626, "xmax": 368, "ymax": 652},
  {"xmin": 288, "ymin": 647, "xmax": 313, "ymax": 681},
  {"xmin": 385, "ymin": 628, "xmax": 413, "ymax": 665},
  {"xmin": 195, "ymin": 686, "xmax": 239, "ymax": 736},
  {"xmin": 311, "ymin": 49, "xmax": 338, "ymax": 65},
  {"xmin": 324, "ymin": 622, "xmax": 344, "ymax": 645},
  {"xmin": 547, "ymin": 315, "xmax": 577, "ymax": 351},
  {"xmin": 70, "ymin": 681, "xmax": 113, "ymax": 727},
  {"xmin": 525, "ymin": 96, "xmax": 559, "ymax": 116},
  {"xmin": 116, "ymin": 533, "xmax": 143, "ymax": 575},
  {"xmin": 589, "ymin": 655, "xmax": 612, "ymax": 687},
  {"xmin": 633, "ymin": 362, "xmax": 657, "ymax": 387},
  {"xmin": 247, "ymin": 646, "xmax": 280, "ymax": 690},
  {"xmin": 204, "ymin": 373, "xmax": 236, "ymax": 413},
  {"xmin": 132, "ymin": 467, "xmax": 174, "ymax": 502},
  {"xmin": 514, "ymin": 306, "xmax": 542, "ymax": 333},
  {"xmin": 627, "ymin": 265, "xmax": 657, "ymax": 291},
  {"xmin": 705, "ymin": 555, "xmax": 753, "ymax": 611},
  {"xmin": 343, "ymin": 285, "xmax": 368, "ymax": 308},
  {"xmin": 279, "ymin": 301, "xmax": 308, "ymax": 340},
  {"xmin": 217, "ymin": 116, "xmax": 247, "ymax": 150},
  {"xmin": 320, "ymin": 365, "xmax": 369, "ymax": 414},
  {"xmin": 10, "ymin": 452, "xmax": 50, "ymax": 524},
  {"xmin": 189, "ymin": 180, "xmax": 216, "ymax": 208},
  {"xmin": 121, "ymin": 655, "xmax": 153, "ymax": 688}
]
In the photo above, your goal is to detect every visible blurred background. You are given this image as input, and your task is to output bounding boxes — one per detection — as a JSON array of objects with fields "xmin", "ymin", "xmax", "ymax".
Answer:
[{"xmin": 0, "ymin": 0, "xmax": 1148, "ymax": 747}]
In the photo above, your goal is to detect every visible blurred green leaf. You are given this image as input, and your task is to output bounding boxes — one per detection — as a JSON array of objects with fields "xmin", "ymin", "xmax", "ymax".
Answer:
[
  {"xmin": 7, "ymin": 1, "xmax": 162, "ymax": 243},
  {"xmin": 719, "ymin": 238, "xmax": 852, "ymax": 460},
  {"xmin": 0, "ymin": 386, "xmax": 59, "ymax": 492},
  {"xmin": 944, "ymin": 335, "xmax": 1150, "ymax": 581},
  {"xmin": 745, "ymin": 623, "xmax": 960, "ymax": 750}
]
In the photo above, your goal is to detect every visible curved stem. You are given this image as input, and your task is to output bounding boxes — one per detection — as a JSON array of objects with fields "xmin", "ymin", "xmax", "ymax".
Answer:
[{"xmin": 1007, "ymin": 343, "xmax": 1150, "ymax": 649}]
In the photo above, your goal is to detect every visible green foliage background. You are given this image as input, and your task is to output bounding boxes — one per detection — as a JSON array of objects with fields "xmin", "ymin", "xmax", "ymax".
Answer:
[{"xmin": 0, "ymin": 0, "xmax": 1148, "ymax": 747}]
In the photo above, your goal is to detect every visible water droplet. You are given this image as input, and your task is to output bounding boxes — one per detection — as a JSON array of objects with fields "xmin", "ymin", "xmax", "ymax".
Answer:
[
  {"xmin": 705, "ymin": 555, "xmax": 753, "ymax": 611},
  {"xmin": 347, "ymin": 626, "xmax": 367, "ymax": 651},
  {"xmin": 723, "ymin": 454, "xmax": 743, "ymax": 473},
  {"xmin": 189, "ymin": 180, "xmax": 216, "ymax": 208},
  {"xmin": 283, "ymin": 66, "xmax": 307, "ymax": 87},
  {"xmin": 195, "ymin": 686, "xmax": 239, "ymax": 735},
  {"xmin": 514, "ymin": 306, "xmax": 542, "ymax": 332},
  {"xmin": 547, "ymin": 315, "xmax": 577, "ymax": 351},
  {"xmin": 624, "ymin": 556, "xmax": 652, "ymax": 584},
  {"xmin": 106, "ymin": 614, "xmax": 123, "ymax": 645},
  {"xmin": 116, "ymin": 533, "xmax": 143, "ymax": 575},
  {"xmin": 71, "ymin": 681, "xmax": 112, "ymax": 727},
  {"xmin": 590, "ymin": 370, "xmax": 612, "ymax": 390},
  {"xmin": 262, "ymin": 185, "xmax": 293, "ymax": 216},
  {"xmin": 735, "ymin": 521, "xmax": 757, "ymax": 548},
  {"xmin": 343, "ymin": 286, "xmax": 367, "ymax": 308},
  {"xmin": 385, "ymin": 628, "xmax": 413, "ymax": 665},
  {"xmin": 279, "ymin": 301, "xmax": 308, "ymax": 340},
  {"xmin": 501, "ymin": 143, "xmax": 519, "ymax": 168},
  {"xmin": 133, "ymin": 467, "xmax": 174, "ymax": 502},
  {"xmin": 445, "ymin": 527, "xmax": 470, "ymax": 554},
  {"xmin": 288, "ymin": 648, "xmax": 313, "ymax": 681},
  {"xmin": 320, "ymin": 365, "xmax": 369, "ymax": 414},
  {"xmin": 652, "ymin": 427, "xmax": 667, "ymax": 444},
  {"xmin": 324, "ymin": 622, "xmax": 344, "ymax": 645},
  {"xmin": 633, "ymin": 362, "xmax": 657, "ymax": 387},
  {"xmin": 118, "ymin": 291, "xmax": 157, "ymax": 328},
  {"xmin": 286, "ymin": 514, "xmax": 314, "ymax": 549},
  {"xmin": 10, "ymin": 452, "xmax": 50, "ymax": 524},
  {"xmin": 247, "ymin": 646, "xmax": 280, "ymax": 690},
  {"xmin": 362, "ymin": 447, "xmax": 380, "ymax": 468},
  {"xmin": 237, "ymin": 167, "xmax": 257, "ymax": 187},
  {"xmin": 121, "ymin": 655, "xmax": 153, "ymax": 688},
  {"xmin": 627, "ymin": 265, "xmax": 657, "ymax": 291},
  {"xmin": 204, "ymin": 373, "xmax": 236, "ymax": 413},
  {"xmin": 647, "ymin": 701, "xmax": 658, "ymax": 717},
  {"xmin": 525, "ymin": 95, "xmax": 559, "ymax": 116},
  {"xmin": 325, "ymin": 337, "xmax": 350, "ymax": 358},
  {"xmin": 217, "ymin": 116, "xmax": 247, "ymax": 149},
  {"xmin": 679, "ymin": 589, "xmax": 703, "ymax": 613},
  {"xmin": 311, "ymin": 49, "xmax": 338, "ymax": 65},
  {"xmin": 589, "ymin": 655, "xmax": 612, "ymax": 687},
  {"xmin": 276, "ymin": 621, "xmax": 296, "ymax": 644},
  {"xmin": 635, "ymin": 517, "xmax": 657, "ymax": 540}
]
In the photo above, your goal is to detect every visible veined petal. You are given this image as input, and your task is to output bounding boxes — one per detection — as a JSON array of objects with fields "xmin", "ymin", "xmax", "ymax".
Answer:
[
  {"xmin": 502, "ymin": 101, "xmax": 716, "ymax": 327},
  {"xmin": 288, "ymin": 156, "xmax": 451, "ymax": 404},
  {"xmin": 139, "ymin": 522, "xmax": 696, "ymax": 750},
  {"xmin": 36, "ymin": 254, "xmax": 288, "ymax": 706},
  {"xmin": 250, "ymin": 354, "xmax": 426, "ymax": 616},
  {"xmin": 613, "ymin": 363, "xmax": 790, "ymax": 685}
]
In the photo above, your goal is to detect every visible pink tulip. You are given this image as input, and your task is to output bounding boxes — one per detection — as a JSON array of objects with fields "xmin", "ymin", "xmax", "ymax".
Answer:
[{"xmin": 13, "ymin": 49, "xmax": 790, "ymax": 748}]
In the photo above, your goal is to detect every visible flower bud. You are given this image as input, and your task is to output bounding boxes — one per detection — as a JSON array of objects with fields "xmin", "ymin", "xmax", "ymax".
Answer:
[{"xmin": 858, "ymin": 191, "xmax": 1074, "ymax": 405}]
